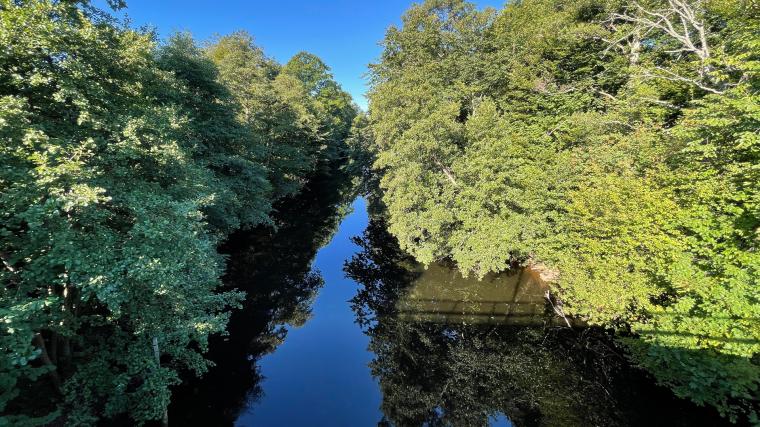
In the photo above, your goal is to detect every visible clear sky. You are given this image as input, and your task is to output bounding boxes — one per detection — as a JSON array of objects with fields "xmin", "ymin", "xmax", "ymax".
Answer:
[{"xmin": 103, "ymin": 0, "xmax": 504, "ymax": 110}]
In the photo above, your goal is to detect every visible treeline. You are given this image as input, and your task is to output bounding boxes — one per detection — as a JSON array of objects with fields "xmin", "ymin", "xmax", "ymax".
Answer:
[
  {"xmin": 367, "ymin": 0, "xmax": 758, "ymax": 422},
  {"xmin": 0, "ymin": 1, "xmax": 357, "ymax": 425}
]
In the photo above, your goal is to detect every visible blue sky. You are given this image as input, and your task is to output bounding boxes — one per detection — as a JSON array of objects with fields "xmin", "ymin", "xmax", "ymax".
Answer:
[{"xmin": 104, "ymin": 0, "xmax": 504, "ymax": 110}]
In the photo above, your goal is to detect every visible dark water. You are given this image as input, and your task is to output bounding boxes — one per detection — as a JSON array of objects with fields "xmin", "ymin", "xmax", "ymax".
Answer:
[
  {"xmin": 169, "ymin": 176, "xmax": 728, "ymax": 427},
  {"xmin": 234, "ymin": 196, "xmax": 380, "ymax": 426}
]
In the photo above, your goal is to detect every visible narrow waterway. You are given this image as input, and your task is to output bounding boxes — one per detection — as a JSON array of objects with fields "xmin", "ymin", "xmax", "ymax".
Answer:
[
  {"xmin": 169, "ymin": 175, "xmax": 727, "ymax": 427},
  {"xmin": 235, "ymin": 197, "xmax": 382, "ymax": 425}
]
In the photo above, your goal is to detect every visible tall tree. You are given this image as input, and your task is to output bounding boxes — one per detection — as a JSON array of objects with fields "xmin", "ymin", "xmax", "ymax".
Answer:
[
  {"xmin": 1, "ymin": 2, "xmax": 358, "ymax": 424},
  {"xmin": 156, "ymin": 32, "xmax": 273, "ymax": 234},
  {"xmin": 282, "ymin": 52, "xmax": 358, "ymax": 166},
  {"xmin": 205, "ymin": 31, "xmax": 313, "ymax": 197},
  {"xmin": 367, "ymin": 0, "xmax": 759, "ymax": 421}
]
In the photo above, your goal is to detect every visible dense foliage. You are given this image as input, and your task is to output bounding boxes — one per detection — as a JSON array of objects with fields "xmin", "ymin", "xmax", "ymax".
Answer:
[
  {"xmin": 367, "ymin": 0, "xmax": 759, "ymax": 422},
  {"xmin": 0, "ymin": 1, "xmax": 356, "ymax": 424}
]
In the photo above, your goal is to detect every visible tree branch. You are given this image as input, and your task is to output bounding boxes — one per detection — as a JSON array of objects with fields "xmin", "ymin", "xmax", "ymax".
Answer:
[
  {"xmin": 603, "ymin": 0, "xmax": 743, "ymax": 95},
  {"xmin": 432, "ymin": 156, "xmax": 458, "ymax": 186},
  {"xmin": 545, "ymin": 290, "xmax": 572, "ymax": 328},
  {"xmin": 1, "ymin": 251, "xmax": 17, "ymax": 274}
]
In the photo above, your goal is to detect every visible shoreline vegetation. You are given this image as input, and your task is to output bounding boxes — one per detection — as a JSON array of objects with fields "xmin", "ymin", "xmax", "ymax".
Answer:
[
  {"xmin": 1, "ymin": 1, "xmax": 360, "ymax": 424},
  {"xmin": 1, "ymin": 0, "xmax": 758, "ymax": 425},
  {"xmin": 365, "ymin": 0, "xmax": 758, "ymax": 423},
  {"xmin": 346, "ymin": 216, "xmax": 730, "ymax": 426}
]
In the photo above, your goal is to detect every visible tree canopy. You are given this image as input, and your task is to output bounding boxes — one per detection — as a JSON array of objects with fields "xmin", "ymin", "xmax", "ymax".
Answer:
[{"xmin": 0, "ymin": 1, "xmax": 356, "ymax": 424}]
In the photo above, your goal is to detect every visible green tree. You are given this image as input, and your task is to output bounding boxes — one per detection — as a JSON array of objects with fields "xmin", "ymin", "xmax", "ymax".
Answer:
[
  {"xmin": 282, "ymin": 52, "xmax": 357, "ymax": 166},
  {"xmin": 1, "ymin": 2, "xmax": 357, "ymax": 425},
  {"xmin": 156, "ymin": 32, "xmax": 273, "ymax": 234},
  {"xmin": 0, "ymin": 1, "xmax": 243, "ymax": 424},
  {"xmin": 204, "ymin": 31, "xmax": 314, "ymax": 197},
  {"xmin": 368, "ymin": 0, "xmax": 760, "ymax": 421}
]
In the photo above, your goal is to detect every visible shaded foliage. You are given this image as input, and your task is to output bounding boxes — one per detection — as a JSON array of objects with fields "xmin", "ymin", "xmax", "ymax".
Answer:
[{"xmin": 0, "ymin": 1, "xmax": 357, "ymax": 425}]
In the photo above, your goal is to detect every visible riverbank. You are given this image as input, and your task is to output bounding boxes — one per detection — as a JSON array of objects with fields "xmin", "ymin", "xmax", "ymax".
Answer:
[{"xmin": 167, "ymin": 175, "xmax": 728, "ymax": 426}]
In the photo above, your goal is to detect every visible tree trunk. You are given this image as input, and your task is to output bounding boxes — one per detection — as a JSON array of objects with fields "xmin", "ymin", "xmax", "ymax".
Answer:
[
  {"xmin": 49, "ymin": 331, "xmax": 59, "ymax": 366},
  {"xmin": 60, "ymin": 336, "xmax": 72, "ymax": 362},
  {"xmin": 60, "ymin": 283, "xmax": 76, "ymax": 364},
  {"xmin": 432, "ymin": 156, "xmax": 458, "ymax": 186},
  {"xmin": 152, "ymin": 336, "xmax": 169, "ymax": 427},
  {"xmin": 32, "ymin": 333, "xmax": 62, "ymax": 393},
  {"xmin": 629, "ymin": 29, "xmax": 641, "ymax": 65}
]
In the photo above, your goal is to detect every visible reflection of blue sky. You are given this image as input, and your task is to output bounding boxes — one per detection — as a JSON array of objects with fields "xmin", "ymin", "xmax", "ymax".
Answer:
[
  {"xmin": 490, "ymin": 412, "xmax": 513, "ymax": 426},
  {"xmin": 236, "ymin": 198, "xmax": 378, "ymax": 426},
  {"xmin": 225, "ymin": 196, "xmax": 518, "ymax": 426},
  {"xmin": 96, "ymin": 0, "xmax": 505, "ymax": 111}
]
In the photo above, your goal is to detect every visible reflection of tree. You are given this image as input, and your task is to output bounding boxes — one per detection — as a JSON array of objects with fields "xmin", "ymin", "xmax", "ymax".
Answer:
[
  {"xmin": 167, "ymin": 167, "xmax": 357, "ymax": 425},
  {"xmin": 346, "ymin": 219, "xmax": 728, "ymax": 427},
  {"xmin": 347, "ymin": 218, "xmax": 418, "ymax": 328}
]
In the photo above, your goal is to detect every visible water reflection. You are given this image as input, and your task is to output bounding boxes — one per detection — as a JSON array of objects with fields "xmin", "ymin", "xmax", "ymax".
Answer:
[
  {"xmin": 168, "ymin": 169, "xmax": 357, "ymax": 425},
  {"xmin": 398, "ymin": 264, "xmax": 550, "ymax": 326},
  {"xmin": 168, "ymin": 170, "xmax": 728, "ymax": 426},
  {"xmin": 346, "ymin": 218, "xmax": 727, "ymax": 427}
]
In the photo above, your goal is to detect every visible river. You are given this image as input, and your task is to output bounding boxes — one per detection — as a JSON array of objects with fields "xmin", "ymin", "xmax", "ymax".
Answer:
[{"xmin": 167, "ymin": 175, "xmax": 727, "ymax": 426}]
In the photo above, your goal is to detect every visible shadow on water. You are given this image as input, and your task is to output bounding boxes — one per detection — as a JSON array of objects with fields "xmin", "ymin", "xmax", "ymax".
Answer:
[
  {"xmin": 167, "ymin": 168, "xmax": 357, "ymax": 425},
  {"xmin": 345, "ymin": 217, "xmax": 731, "ymax": 427}
]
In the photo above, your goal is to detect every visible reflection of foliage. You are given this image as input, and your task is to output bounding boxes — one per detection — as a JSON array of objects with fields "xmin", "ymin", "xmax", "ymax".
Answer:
[
  {"xmin": 346, "ymin": 218, "xmax": 417, "ymax": 327},
  {"xmin": 168, "ymin": 168, "xmax": 357, "ymax": 425},
  {"xmin": 367, "ymin": 321, "xmax": 619, "ymax": 427},
  {"xmin": 346, "ymin": 219, "xmax": 729, "ymax": 427},
  {"xmin": 346, "ymin": 221, "xmax": 608, "ymax": 426}
]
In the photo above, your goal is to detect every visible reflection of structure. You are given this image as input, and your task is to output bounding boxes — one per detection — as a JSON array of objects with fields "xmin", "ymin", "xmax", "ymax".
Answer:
[{"xmin": 397, "ymin": 264, "xmax": 557, "ymax": 326}]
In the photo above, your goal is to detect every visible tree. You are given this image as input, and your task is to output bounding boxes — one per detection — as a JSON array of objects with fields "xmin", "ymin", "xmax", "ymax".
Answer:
[
  {"xmin": 282, "ymin": 52, "xmax": 358, "ymax": 166},
  {"xmin": 367, "ymin": 0, "xmax": 759, "ymax": 421},
  {"xmin": 156, "ymin": 32, "xmax": 273, "ymax": 234},
  {"xmin": 1, "ymin": 2, "xmax": 358, "ymax": 424}
]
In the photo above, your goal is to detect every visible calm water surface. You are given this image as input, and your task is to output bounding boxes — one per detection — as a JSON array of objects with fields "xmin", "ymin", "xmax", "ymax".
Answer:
[
  {"xmin": 236, "ymin": 197, "xmax": 381, "ymax": 426},
  {"xmin": 169, "ymin": 176, "xmax": 727, "ymax": 427}
]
